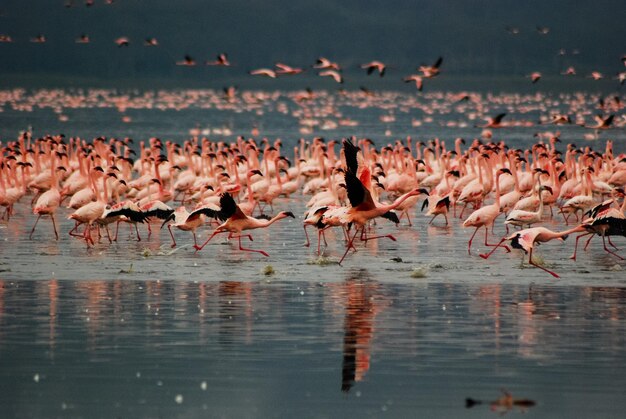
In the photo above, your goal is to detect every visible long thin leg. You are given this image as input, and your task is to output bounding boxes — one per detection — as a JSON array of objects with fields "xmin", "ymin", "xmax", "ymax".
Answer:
[
  {"xmin": 467, "ymin": 227, "xmax": 479, "ymax": 255},
  {"xmin": 570, "ymin": 232, "xmax": 592, "ymax": 261},
  {"xmin": 51, "ymin": 215, "xmax": 59, "ymax": 240},
  {"xmin": 583, "ymin": 234, "xmax": 594, "ymax": 251},
  {"xmin": 68, "ymin": 221, "xmax": 82, "ymax": 237},
  {"xmin": 529, "ymin": 248, "xmax": 560, "ymax": 278},
  {"xmin": 303, "ymin": 225, "xmax": 310, "ymax": 247},
  {"xmin": 602, "ymin": 235, "xmax": 624, "ymax": 260},
  {"xmin": 168, "ymin": 224, "xmax": 177, "ymax": 248},
  {"xmin": 237, "ymin": 234, "xmax": 269, "ymax": 257},
  {"xmin": 339, "ymin": 228, "xmax": 360, "ymax": 265},
  {"xmin": 607, "ymin": 236, "xmax": 619, "ymax": 250},
  {"xmin": 479, "ymin": 237, "xmax": 508, "ymax": 259},
  {"xmin": 194, "ymin": 230, "xmax": 225, "ymax": 251},
  {"xmin": 104, "ymin": 225, "xmax": 112, "ymax": 243},
  {"xmin": 361, "ymin": 233, "xmax": 396, "ymax": 242},
  {"xmin": 135, "ymin": 223, "xmax": 142, "ymax": 241},
  {"xmin": 29, "ymin": 214, "xmax": 42, "ymax": 239}
]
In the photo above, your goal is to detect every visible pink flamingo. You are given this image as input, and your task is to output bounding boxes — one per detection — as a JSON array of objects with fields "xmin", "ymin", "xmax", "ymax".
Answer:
[
  {"xmin": 480, "ymin": 225, "xmax": 586, "ymax": 278},
  {"xmin": 462, "ymin": 168, "xmax": 511, "ymax": 255},
  {"xmin": 30, "ymin": 162, "xmax": 66, "ymax": 241},
  {"xmin": 194, "ymin": 193, "xmax": 295, "ymax": 257}
]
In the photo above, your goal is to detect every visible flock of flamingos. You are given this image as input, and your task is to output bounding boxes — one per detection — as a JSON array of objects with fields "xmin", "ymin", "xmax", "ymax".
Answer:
[{"xmin": 1, "ymin": 122, "xmax": 625, "ymax": 278}]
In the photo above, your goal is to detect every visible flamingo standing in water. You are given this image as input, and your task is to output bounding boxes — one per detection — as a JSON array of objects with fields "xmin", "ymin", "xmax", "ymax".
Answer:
[
  {"xmin": 30, "ymin": 161, "xmax": 66, "ymax": 241},
  {"xmin": 462, "ymin": 168, "xmax": 511, "ymax": 255},
  {"xmin": 194, "ymin": 192, "xmax": 295, "ymax": 257}
]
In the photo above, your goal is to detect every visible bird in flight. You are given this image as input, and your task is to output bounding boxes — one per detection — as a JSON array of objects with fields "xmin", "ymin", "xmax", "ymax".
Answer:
[
  {"xmin": 418, "ymin": 57, "xmax": 442, "ymax": 78},
  {"xmin": 206, "ymin": 53, "xmax": 231, "ymax": 66},
  {"xmin": 361, "ymin": 61, "xmax": 387, "ymax": 77},
  {"xmin": 114, "ymin": 37, "xmax": 129, "ymax": 47}
]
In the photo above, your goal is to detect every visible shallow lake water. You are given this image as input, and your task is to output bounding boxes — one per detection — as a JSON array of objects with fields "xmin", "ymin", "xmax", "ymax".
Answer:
[{"xmin": 1, "ymin": 87, "xmax": 626, "ymax": 417}]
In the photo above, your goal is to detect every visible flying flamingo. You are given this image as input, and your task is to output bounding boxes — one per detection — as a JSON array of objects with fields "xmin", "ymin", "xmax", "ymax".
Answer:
[
  {"xmin": 361, "ymin": 61, "xmax": 387, "ymax": 77},
  {"xmin": 193, "ymin": 192, "xmax": 295, "ymax": 257},
  {"xmin": 479, "ymin": 225, "xmax": 586, "ymax": 278}
]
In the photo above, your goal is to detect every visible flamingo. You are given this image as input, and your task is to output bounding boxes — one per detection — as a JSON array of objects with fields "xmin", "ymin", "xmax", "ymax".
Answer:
[
  {"xmin": 361, "ymin": 61, "xmax": 387, "ymax": 77},
  {"xmin": 249, "ymin": 68, "xmax": 277, "ymax": 78},
  {"xmin": 570, "ymin": 196, "xmax": 626, "ymax": 261},
  {"xmin": 462, "ymin": 168, "xmax": 511, "ymax": 255},
  {"xmin": 318, "ymin": 70, "xmax": 343, "ymax": 84},
  {"xmin": 422, "ymin": 195, "xmax": 451, "ymax": 225},
  {"xmin": 338, "ymin": 139, "xmax": 428, "ymax": 264},
  {"xmin": 418, "ymin": 57, "xmax": 442, "ymax": 78},
  {"xmin": 206, "ymin": 53, "xmax": 230, "ymax": 66},
  {"xmin": 505, "ymin": 185, "xmax": 553, "ymax": 228},
  {"xmin": 67, "ymin": 171, "xmax": 111, "ymax": 247},
  {"xmin": 30, "ymin": 164, "xmax": 66, "ymax": 241},
  {"xmin": 480, "ymin": 225, "xmax": 586, "ymax": 278},
  {"xmin": 161, "ymin": 205, "xmax": 214, "ymax": 248},
  {"xmin": 194, "ymin": 193, "xmax": 295, "ymax": 257}
]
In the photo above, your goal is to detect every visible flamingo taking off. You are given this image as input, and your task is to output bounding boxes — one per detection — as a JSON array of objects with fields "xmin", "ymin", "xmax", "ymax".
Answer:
[{"xmin": 194, "ymin": 192, "xmax": 295, "ymax": 257}]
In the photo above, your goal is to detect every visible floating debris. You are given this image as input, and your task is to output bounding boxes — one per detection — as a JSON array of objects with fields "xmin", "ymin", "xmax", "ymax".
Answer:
[
  {"xmin": 411, "ymin": 266, "xmax": 429, "ymax": 278},
  {"xmin": 119, "ymin": 264, "xmax": 134, "ymax": 274},
  {"xmin": 390, "ymin": 257, "xmax": 403, "ymax": 263},
  {"xmin": 466, "ymin": 390, "xmax": 536, "ymax": 415},
  {"xmin": 263, "ymin": 265, "xmax": 275, "ymax": 276}
]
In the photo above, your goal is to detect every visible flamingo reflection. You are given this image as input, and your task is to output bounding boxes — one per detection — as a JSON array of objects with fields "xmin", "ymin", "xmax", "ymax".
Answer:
[{"xmin": 340, "ymin": 274, "xmax": 381, "ymax": 392}]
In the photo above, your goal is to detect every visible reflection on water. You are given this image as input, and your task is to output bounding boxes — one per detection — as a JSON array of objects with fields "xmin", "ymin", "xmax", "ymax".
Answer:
[{"xmin": 1, "ymin": 276, "xmax": 626, "ymax": 417}]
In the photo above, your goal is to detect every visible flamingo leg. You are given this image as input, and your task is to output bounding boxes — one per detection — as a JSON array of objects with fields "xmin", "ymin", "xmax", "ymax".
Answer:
[
  {"xmin": 114, "ymin": 220, "xmax": 120, "ymax": 241},
  {"xmin": 607, "ymin": 236, "xmax": 619, "ymax": 250},
  {"xmin": 483, "ymin": 225, "xmax": 506, "ymax": 248},
  {"xmin": 583, "ymin": 234, "xmax": 594, "ymax": 251},
  {"xmin": 339, "ymin": 228, "xmax": 360, "ymax": 265},
  {"xmin": 135, "ymin": 223, "xmax": 142, "ymax": 241},
  {"xmin": 570, "ymin": 232, "xmax": 592, "ymax": 261},
  {"xmin": 168, "ymin": 224, "xmax": 177, "ymax": 248},
  {"xmin": 467, "ymin": 226, "xmax": 479, "ymax": 255},
  {"xmin": 405, "ymin": 211, "xmax": 413, "ymax": 226},
  {"xmin": 68, "ymin": 221, "xmax": 81, "ymax": 237},
  {"xmin": 51, "ymin": 215, "xmax": 59, "ymax": 240},
  {"xmin": 602, "ymin": 235, "xmax": 624, "ymax": 260},
  {"xmin": 194, "ymin": 230, "xmax": 224, "ymax": 251},
  {"xmin": 303, "ymin": 225, "xmax": 311, "ymax": 247},
  {"xmin": 236, "ymin": 234, "xmax": 268, "ymax": 257},
  {"xmin": 104, "ymin": 225, "xmax": 112, "ymax": 243},
  {"xmin": 479, "ymin": 237, "xmax": 509, "ymax": 259},
  {"xmin": 459, "ymin": 203, "xmax": 468, "ymax": 219},
  {"xmin": 428, "ymin": 214, "xmax": 437, "ymax": 225},
  {"xmin": 29, "ymin": 214, "xmax": 42, "ymax": 239},
  {"xmin": 529, "ymin": 248, "xmax": 560, "ymax": 278}
]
